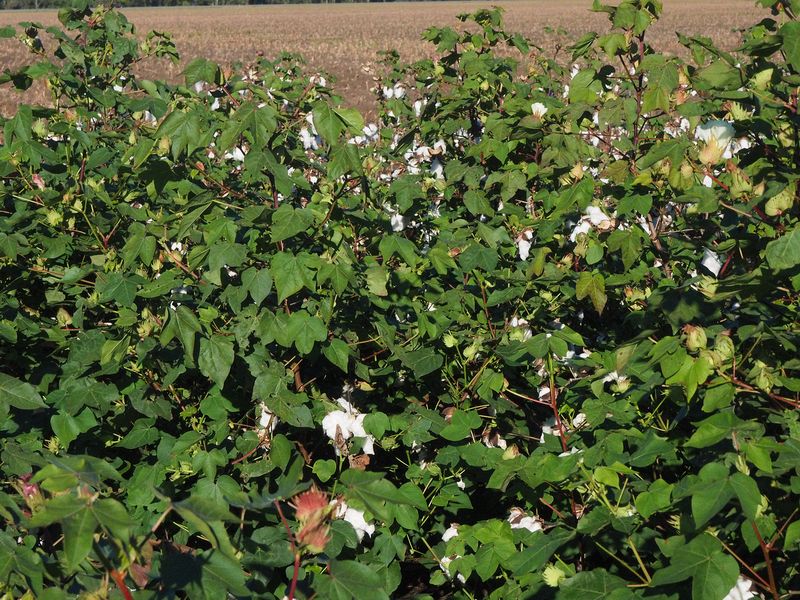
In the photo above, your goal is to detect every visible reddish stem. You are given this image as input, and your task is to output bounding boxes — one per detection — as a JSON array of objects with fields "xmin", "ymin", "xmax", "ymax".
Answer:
[
  {"xmin": 274, "ymin": 500, "xmax": 301, "ymax": 600},
  {"xmin": 110, "ymin": 570, "xmax": 134, "ymax": 600},
  {"xmin": 751, "ymin": 521, "xmax": 780, "ymax": 600}
]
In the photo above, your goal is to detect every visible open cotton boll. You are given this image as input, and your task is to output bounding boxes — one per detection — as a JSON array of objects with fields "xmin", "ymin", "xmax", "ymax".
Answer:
[
  {"xmin": 701, "ymin": 248, "xmax": 723, "ymax": 277},
  {"xmin": 507, "ymin": 507, "xmax": 544, "ymax": 533},
  {"xmin": 585, "ymin": 205, "xmax": 613, "ymax": 227},
  {"xmin": 439, "ymin": 556, "xmax": 467, "ymax": 584},
  {"xmin": 362, "ymin": 123, "xmax": 379, "ymax": 143},
  {"xmin": 516, "ymin": 230, "xmax": 533, "ymax": 261},
  {"xmin": 391, "ymin": 213, "xmax": 406, "ymax": 232},
  {"xmin": 223, "ymin": 147, "xmax": 246, "ymax": 162},
  {"xmin": 510, "ymin": 316, "xmax": 533, "ymax": 341},
  {"xmin": 569, "ymin": 220, "xmax": 592, "ymax": 242},
  {"xmin": 332, "ymin": 499, "xmax": 375, "ymax": 541},
  {"xmin": 321, "ymin": 398, "xmax": 376, "ymax": 456},
  {"xmin": 695, "ymin": 119, "xmax": 735, "ymax": 147},
  {"xmin": 442, "ymin": 524, "xmax": 459, "ymax": 542},
  {"xmin": 722, "ymin": 576, "xmax": 759, "ymax": 600},
  {"xmin": 530, "ymin": 102, "xmax": 548, "ymax": 118},
  {"xmin": 299, "ymin": 128, "xmax": 319, "ymax": 150},
  {"xmin": 430, "ymin": 158, "xmax": 444, "ymax": 179}
]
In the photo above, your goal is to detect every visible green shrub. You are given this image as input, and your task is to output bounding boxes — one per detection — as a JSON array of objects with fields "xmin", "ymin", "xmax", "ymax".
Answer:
[{"xmin": 1, "ymin": 1, "xmax": 799, "ymax": 598}]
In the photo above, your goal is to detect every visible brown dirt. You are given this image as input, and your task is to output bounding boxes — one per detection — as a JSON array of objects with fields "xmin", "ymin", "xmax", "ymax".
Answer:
[{"xmin": 0, "ymin": 0, "xmax": 764, "ymax": 117}]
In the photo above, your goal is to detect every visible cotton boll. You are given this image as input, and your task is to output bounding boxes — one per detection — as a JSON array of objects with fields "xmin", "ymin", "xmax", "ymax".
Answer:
[
  {"xmin": 569, "ymin": 220, "xmax": 592, "ymax": 242},
  {"xmin": 722, "ymin": 576, "xmax": 758, "ymax": 600},
  {"xmin": 701, "ymin": 248, "xmax": 723, "ymax": 277},
  {"xmin": 333, "ymin": 500, "xmax": 375, "ymax": 541},
  {"xmin": 517, "ymin": 238, "xmax": 532, "ymax": 261},
  {"xmin": 442, "ymin": 524, "xmax": 459, "ymax": 542},
  {"xmin": 362, "ymin": 123, "xmax": 379, "ymax": 143},
  {"xmin": 530, "ymin": 102, "xmax": 548, "ymax": 118},
  {"xmin": 695, "ymin": 120, "xmax": 735, "ymax": 147},
  {"xmin": 585, "ymin": 206, "xmax": 612, "ymax": 227},
  {"xmin": 508, "ymin": 507, "xmax": 544, "ymax": 532},
  {"xmin": 430, "ymin": 158, "xmax": 444, "ymax": 179},
  {"xmin": 510, "ymin": 316, "xmax": 533, "ymax": 341},
  {"xmin": 517, "ymin": 230, "xmax": 533, "ymax": 260},
  {"xmin": 439, "ymin": 556, "xmax": 467, "ymax": 584},
  {"xmin": 390, "ymin": 213, "xmax": 406, "ymax": 232},
  {"xmin": 299, "ymin": 128, "xmax": 319, "ymax": 150},
  {"xmin": 322, "ymin": 398, "xmax": 376, "ymax": 456},
  {"xmin": 224, "ymin": 147, "xmax": 245, "ymax": 162}
]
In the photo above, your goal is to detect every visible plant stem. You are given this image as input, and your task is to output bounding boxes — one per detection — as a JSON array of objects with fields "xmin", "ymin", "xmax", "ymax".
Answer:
[
  {"xmin": 274, "ymin": 499, "xmax": 302, "ymax": 600},
  {"xmin": 752, "ymin": 521, "xmax": 780, "ymax": 600}
]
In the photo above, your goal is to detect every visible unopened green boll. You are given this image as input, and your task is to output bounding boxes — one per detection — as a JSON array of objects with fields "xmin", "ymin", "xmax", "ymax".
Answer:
[
  {"xmin": 682, "ymin": 324, "xmax": 707, "ymax": 352},
  {"xmin": 714, "ymin": 333, "xmax": 735, "ymax": 362}
]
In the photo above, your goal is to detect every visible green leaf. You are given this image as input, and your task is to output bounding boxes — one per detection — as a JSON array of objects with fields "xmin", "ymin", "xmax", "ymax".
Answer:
[
  {"xmin": 400, "ymin": 347, "xmax": 443, "ymax": 378},
  {"xmin": 100, "ymin": 336, "xmax": 129, "ymax": 367},
  {"xmin": 313, "ymin": 459, "xmax": 337, "ymax": 482},
  {"xmin": 242, "ymin": 267, "xmax": 272, "ymax": 305},
  {"xmin": 62, "ymin": 506, "xmax": 98, "ymax": 571},
  {"xmin": 91, "ymin": 498, "xmax": 133, "ymax": 540},
  {"xmin": 121, "ymin": 223, "xmax": 157, "ymax": 267},
  {"xmin": 691, "ymin": 476, "xmax": 734, "ymax": 528},
  {"xmin": 340, "ymin": 470, "xmax": 416, "ymax": 523},
  {"xmin": 784, "ymin": 520, "xmax": 800, "ymax": 550},
  {"xmin": 365, "ymin": 265, "xmax": 389, "ymax": 297},
  {"xmin": 318, "ymin": 560, "xmax": 389, "ymax": 600},
  {"xmin": 508, "ymin": 528, "xmax": 575, "ymax": 575},
  {"xmin": 635, "ymin": 479, "xmax": 674, "ymax": 518},
  {"xmin": 335, "ymin": 107, "xmax": 365, "ymax": 133},
  {"xmin": 440, "ymin": 409, "xmax": 482, "ymax": 441},
  {"xmin": 271, "ymin": 252, "xmax": 315, "ymax": 303},
  {"xmin": 200, "ymin": 550, "xmax": 249, "ymax": 598},
  {"xmin": 576, "ymin": 272, "xmax": 607, "ymax": 314},
  {"xmin": 0, "ymin": 372, "xmax": 46, "ymax": 410},
  {"xmin": 312, "ymin": 102, "xmax": 343, "ymax": 145},
  {"xmin": 557, "ymin": 569, "xmax": 629, "ymax": 600},
  {"xmin": 161, "ymin": 305, "xmax": 202, "ymax": 361},
  {"xmin": 323, "ymin": 339, "xmax": 351, "ymax": 372},
  {"xmin": 199, "ymin": 335, "xmax": 235, "ymax": 388},
  {"xmin": 651, "ymin": 535, "xmax": 738, "ymax": 600},
  {"xmin": 293, "ymin": 312, "xmax": 327, "ymax": 355},
  {"xmin": 729, "ymin": 472, "xmax": 761, "ymax": 521},
  {"xmin": 685, "ymin": 412, "xmax": 744, "ymax": 448},
  {"xmin": 207, "ymin": 241, "xmax": 248, "ymax": 281},
  {"xmin": 51, "ymin": 409, "xmax": 96, "ymax": 449},
  {"xmin": 218, "ymin": 101, "xmax": 277, "ymax": 150},
  {"xmin": 156, "ymin": 109, "xmax": 205, "ymax": 160},
  {"xmin": 270, "ymin": 204, "xmax": 314, "ymax": 243},
  {"xmin": 765, "ymin": 226, "xmax": 800, "ymax": 271},
  {"xmin": 781, "ymin": 22, "xmax": 800, "ymax": 72},
  {"xmin": 606, "ymin": 228, "xmax": 647, "ymax": 270},
  {"xmin": 95, "ymin": 272, "xmax": 138, "ymax": 307}
]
